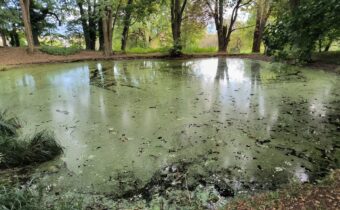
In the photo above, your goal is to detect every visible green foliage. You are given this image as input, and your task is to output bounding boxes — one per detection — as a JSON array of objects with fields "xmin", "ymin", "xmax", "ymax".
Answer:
[
  {"xmin": 0, "ymin": 111, "xmax": 20, "ymax": 137},
  {"xmin": 0, "ymin": 111, "xmax": 63, "ymax": 169},
  {"xmin": 169, "ymin": 43, "xmax": 183, "ymax": 57},
  {"xmin": 0, "ymin": 186, "xmax": 43, "ymax": 210},
  {"xmin": 40, "ymin": 46, "xmax": 81, "ymax": 56},
  {"xmin": 0, "ymin": 131, "xmax": 63, "ymax": 169},
  {"xmin": 263, "ymin": 0, "xmax": 340, "ymax": 62},
  {"xmin": 183, "ymin": 46, "xmax": 216, "ymax": 54},
  {"xmin": 0, "ymin": 185, "xmax": 85, "ymax": 210}
]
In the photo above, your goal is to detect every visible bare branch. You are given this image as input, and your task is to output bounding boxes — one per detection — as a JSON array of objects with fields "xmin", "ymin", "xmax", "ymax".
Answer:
[
  {"xmin": 205, "ymin": 0, "xmax": 214, "ymax": 14},
  {"xmin": 180, "ymin": 0, "xmax": 188, "ymax": 16},
  {"xmin": 239, "ymin": 0, "xmax": 253, "ymax": 8}
]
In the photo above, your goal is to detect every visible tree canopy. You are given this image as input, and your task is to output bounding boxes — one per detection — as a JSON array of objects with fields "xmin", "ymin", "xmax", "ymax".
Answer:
[{"xmin": 0, "ymin": 0, "xmax": 338, "ymax": 61}]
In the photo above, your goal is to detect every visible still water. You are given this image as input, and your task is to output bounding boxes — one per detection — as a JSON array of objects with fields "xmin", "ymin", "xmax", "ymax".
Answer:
[{"xmin": 0, "ymin": 58, "xmax": 339, "ymax": 208}]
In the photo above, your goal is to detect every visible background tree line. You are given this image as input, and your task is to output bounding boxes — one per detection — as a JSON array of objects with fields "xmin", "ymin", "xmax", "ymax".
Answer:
[{"xmin": 0, "ymin": 0, "xmax": 339, "ymax": 60}]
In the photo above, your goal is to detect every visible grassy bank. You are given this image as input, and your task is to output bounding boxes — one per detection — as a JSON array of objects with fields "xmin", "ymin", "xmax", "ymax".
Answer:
[
  {"xmin": 225, "ymin": 170, "xmax": 340, "ymax": 209},
  {"xmin": 1, "ymin": 169, "xmax": 339, "ymax": 209},
  {"xmin": 0, "ymin": 111, "xmax": 63, "ymax": 169}
]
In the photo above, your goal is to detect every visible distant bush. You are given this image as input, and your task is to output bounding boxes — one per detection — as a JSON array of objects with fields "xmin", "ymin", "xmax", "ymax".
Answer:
[
  {"xmin": 0, "ymin": 111, "xmax": 63, "ymax": 169},
  {"xmin": 183, "ymin": 47, "xmax": 217, "ymax": 54},
  {"xmin": 40, "ymin": 46, "xmax": 81, "ymax": 56},
  {"xmin": 126, "ymin": 47, "xmax": 170, "ymax": 54}
]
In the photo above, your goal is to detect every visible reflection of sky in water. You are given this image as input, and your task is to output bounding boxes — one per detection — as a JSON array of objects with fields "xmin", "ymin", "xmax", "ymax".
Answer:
[
  {"xmin": 0, "ymin": 58, "xmax": 338, "ymax": 196},
  {"xmin": 294, "ymin": 167, "xmax": 309, "ymax": 182}
]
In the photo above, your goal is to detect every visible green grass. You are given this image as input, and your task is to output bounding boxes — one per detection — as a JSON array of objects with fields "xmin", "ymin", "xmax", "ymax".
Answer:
[
  {"xmin": 183, "ymin": 46, "xmax": 217, "ymax": 54},
  {"xmin": 0, "ymin": 111, "xmax": 20, "ymax": 137},
  {"xmin": 0, "ymin": 185, "xmax": 85, "ymax": 210},
  {"xmin": 124, "ymin": 46, "xmax": 218, "ymax": 54},
  {"xmin": 0, "ymin": 111, "xmax": 63, "ymax": 169},
  {"xmin": 40, "ymin": 46, "xmax": 81, "ymax": 56},
  {"xmin": 125, "ymin": 47, "xmax": 170, "ymax": 54},
  {"xmin": 0, "ymin": 185, "xmax": 42, "ymax": 210}
]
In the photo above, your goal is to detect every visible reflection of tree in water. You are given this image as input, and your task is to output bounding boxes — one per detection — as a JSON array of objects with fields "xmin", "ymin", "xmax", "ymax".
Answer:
[
  {"xmin": 215, "ymin": 58, "xmax": 229, "ymax": 82},
  {"xmin": 250, "ymin": 62, "xmax": 261, "ymax": 90},
  {"xmin": 266, "ymin": 95, "xmax": 339, "ymax": 180},
  {"xmin": 89, "ymin": 62, "xmax": 144, "ymax": 91},
  {"xmin": 260, "ymin": 63, "xmax": 307, "ymax": 84},
  {"xmin": 89, "ymin": 62, "xmax": 117, "ymax": 92},
  {"xmin": 156, "ymin": 60, "xmax": 196, "ymax": 78}
]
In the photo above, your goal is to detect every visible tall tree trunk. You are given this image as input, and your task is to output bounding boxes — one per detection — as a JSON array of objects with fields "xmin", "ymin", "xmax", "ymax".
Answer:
[
  {"xmin": 217, "ymin": 29, "xmax": 227, "ymax": 52},
  {"xmin": 225, "ymin": 0, "xmax": 243, "ymax": 53},
  {"xmin": 252, "ymin": 0, "xmax": 271, "ymax": 53},
  {"xmin": 102, "ymin": 0, "xmax": 122, "ymax": 56},
  {"xmin": 32, "ymin": 30, "xmax": 40, "ymax": 46},
  {"xmin": 170, "ymin": 0, "xmax": 187, "ymax": 56},
  {"xmin": 252, "ymin": 4, "xmax": 262, "ymax": 53},
  {"xmin": 324, "ymin": 39, "xmax": 332, "ymax": 52},
  {"xmin": 1, "ymin": 32, "xmax": 7, "ymax": 47},
  {"xmin": 207, "ymin": 0, "xmax": 244, "ymax": 53},
  {"xmin": 121, "ymin": 0, "xmax": 133, "ymax": 52},
  {"xmin": 78, "ymin": 1, "xmax": 91, "ymax": 50},
  {"xmin": 88, "ymin": 3, "xmax": 97, "ymax": 50},
  {"xmin": 12, "ymin": 28, "xmax": 20, "ymax": 47},
  {"xmin": 98, "ymin": 18, "xmax": 104, "ymax": 51},
  {"xmin": 19, "ymin": 0, "xmax": 34, "ymax": 53},
  {"xmin": 216, "ymin": 0, "xmax": 227, "ymax": 52},
  {"xmin": 102, "ymin": 6, "xmax": 113, "ymax": 56}
]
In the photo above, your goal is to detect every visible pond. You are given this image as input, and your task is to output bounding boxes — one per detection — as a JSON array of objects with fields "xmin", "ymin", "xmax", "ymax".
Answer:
[{"xmin": 0, "ymin": 58, "xmax": 339, "ymax": 208}]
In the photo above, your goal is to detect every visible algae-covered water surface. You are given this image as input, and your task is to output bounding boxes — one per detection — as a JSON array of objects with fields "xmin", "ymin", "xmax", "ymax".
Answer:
[{"xmin": 0, "ymin": 58, "xmax": 339, "ymax": 208}]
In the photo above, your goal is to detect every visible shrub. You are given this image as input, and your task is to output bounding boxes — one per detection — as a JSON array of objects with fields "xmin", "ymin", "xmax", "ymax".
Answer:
[
  {"xmin": 263, "ymin": 0, "xmax": 340, "ymax": 63},
  {"xmin": 0, "ymin": 111, "xmax": 20, "ymax": 137},
  {"xmin": 0, "ymin": 111, "xmax": 63, "ymax": 169},
  {"xmin": 40, "ymin": 46, "xmax": 81, "ymax": 56},
  {"xmin": 169, "ymin": 43, "xmax": 183, "ymax": 57}
]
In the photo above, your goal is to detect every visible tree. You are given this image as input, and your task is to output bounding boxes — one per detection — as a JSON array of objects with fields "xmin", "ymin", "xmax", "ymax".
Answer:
[
  {"xmin": 263, "ymin": 0, "xmax": 340, "ymax": 62},
  {"xmin": 30, "ymin": 0, "xmax": 63, "ymax": 46},
  {"xmin": 120, "ymin": 0, "xmax": 158, "ymax": 51},
  {"xmin": 0, "ymin": 31, "xmax": 7, "ymax": 46},
  {"xmin": 19, "ymin": 0, "xmax": 34, "ymax": 53},
  {"xmin": 205, "ymin": 0, "xmax": 253, "ymax": 53},
  {"xmin": 121, "ymin": 0, "xmax": 133, "ymax": 51},
  {"xmin": 251, "ymin": 0, "xmax": 271, "ymax": 53},
  {"xmin": 0, "ymin": 0, "xmax": 22, "ymax": 47},
  {"xmin": 100, "ymin": 0, "xmax": 122, "ymax": 56},
  {"xmin": 169, "ymin": 0, "xmax": 187, "ymax": 56},
  {"xmin": 77, "ymin": 0, "xmax": 97, "ymax": 50}
]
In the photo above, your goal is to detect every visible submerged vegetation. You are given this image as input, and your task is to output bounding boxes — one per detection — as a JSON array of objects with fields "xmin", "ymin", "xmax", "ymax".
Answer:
[{"xmin": 0, "ymin": 111, "xmax": 63, "ymax": 169}]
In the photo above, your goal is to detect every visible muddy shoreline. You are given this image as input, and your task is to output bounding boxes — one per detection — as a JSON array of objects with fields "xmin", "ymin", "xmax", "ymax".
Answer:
[{"xmin": 0, "ymin": 47, "xmax": 339, "ymax": 73}]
